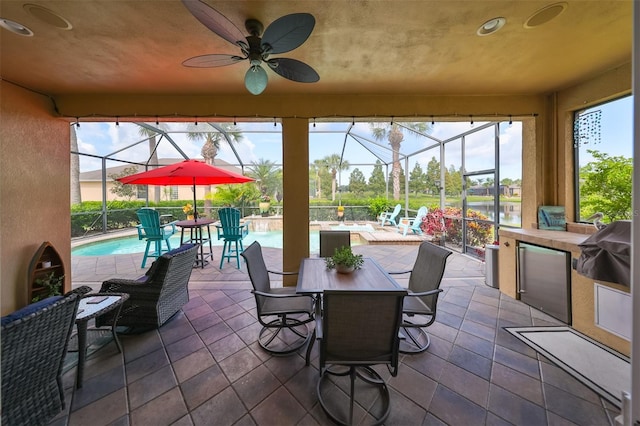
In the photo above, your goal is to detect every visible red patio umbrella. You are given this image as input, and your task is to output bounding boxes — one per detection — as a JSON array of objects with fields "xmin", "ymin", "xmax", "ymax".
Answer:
[{"xmin": 118, "ymin": 159, "xmax": 254, "ymax": 220}]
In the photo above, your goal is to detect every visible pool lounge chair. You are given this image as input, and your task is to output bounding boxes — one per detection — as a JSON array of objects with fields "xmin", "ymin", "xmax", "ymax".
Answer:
[
  {"xmin": 398, "ymin": 206, "xmax": 427, "ymax": 236},
  {"xmin": 379, "ymin": 203, "xmax": 401, "ymax": 227}
]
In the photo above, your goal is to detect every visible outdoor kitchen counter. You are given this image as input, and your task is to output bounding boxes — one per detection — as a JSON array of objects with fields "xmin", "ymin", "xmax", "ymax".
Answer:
[{"xmin": 498, "ymin": 227, "xmax": 631, "ymax": 356}]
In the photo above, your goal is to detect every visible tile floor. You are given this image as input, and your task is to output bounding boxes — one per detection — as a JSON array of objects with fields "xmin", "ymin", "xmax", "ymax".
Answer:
[{"xmin": 52, "ymin": 244, "xmax": 621, "ymax": 425}]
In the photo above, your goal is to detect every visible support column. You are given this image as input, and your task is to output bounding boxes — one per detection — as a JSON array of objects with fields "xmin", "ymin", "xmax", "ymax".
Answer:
[{"xmin": 282, "ymin": 118, "xmax": 309, "ymax": 286}]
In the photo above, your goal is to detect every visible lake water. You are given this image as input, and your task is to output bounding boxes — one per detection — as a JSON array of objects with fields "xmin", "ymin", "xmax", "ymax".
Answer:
[{"xmin": 448, "ymin": 201, "xmax": 522, "ymax": 226}]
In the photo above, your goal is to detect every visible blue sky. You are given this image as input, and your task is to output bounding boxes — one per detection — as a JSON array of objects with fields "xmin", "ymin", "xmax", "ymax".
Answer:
[{"xmin": 75, "ymin": 95, "xmax": 632, "ymax": 185}]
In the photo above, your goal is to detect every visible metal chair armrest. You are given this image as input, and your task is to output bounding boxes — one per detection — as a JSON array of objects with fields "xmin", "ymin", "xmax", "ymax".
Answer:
[
  {"xmin": 407, "ymin": 288, "xmax": 443, "ymax": 297},
  {"xmin": 267, "ymin": 269, "xmax": 298, "ymax": 276},
  {"xmin": 252, "ymin": 289, "xmax": 307, "ymax": 299},
  {"xmin": 387, "ymin": 270, "xmax": 412, "ymax": 275}
]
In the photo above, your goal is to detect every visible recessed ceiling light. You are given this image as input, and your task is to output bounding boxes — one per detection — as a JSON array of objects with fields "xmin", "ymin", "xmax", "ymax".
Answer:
[
  {"xmin": 524, "ymin": 2, "xmax": 567, "ymax": 29},
  {"xmin": 0, "ymin": 18, "xmax": 33, "ymax": 36},
  {"xmin": 24, "ymin": 3, "xmax": 72, "ymax": 30},
  {"xmin": 477, "ymin": 17, "xmax": 506, "ymax": 36}
]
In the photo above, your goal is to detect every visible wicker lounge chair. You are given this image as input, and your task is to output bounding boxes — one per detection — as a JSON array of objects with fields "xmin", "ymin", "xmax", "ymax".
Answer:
[
  {"xmin": 1, "ymin": 291, "xmax": 84, "ymax": 425},
  {"xmin": 97, "ymin": 243, "xmax": 199, "ymax": 330}
]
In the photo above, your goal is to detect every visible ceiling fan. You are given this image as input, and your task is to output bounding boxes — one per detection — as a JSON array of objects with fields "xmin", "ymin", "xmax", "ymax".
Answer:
[{"xmin": 181, "ymin": 0, "xmax": 320, "ymax": 95}]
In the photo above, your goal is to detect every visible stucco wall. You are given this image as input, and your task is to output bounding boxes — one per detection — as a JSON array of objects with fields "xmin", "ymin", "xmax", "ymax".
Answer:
[{"xmin": 1, "ymin": 81, "xmax": 71, "ymax": 314}]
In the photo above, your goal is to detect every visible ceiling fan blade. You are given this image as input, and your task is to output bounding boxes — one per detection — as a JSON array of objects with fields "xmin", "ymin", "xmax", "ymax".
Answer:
[
  {"xmin": 261, "ymin": 13, "xmax": 315, "ymax": 54},
  {"xmin": 267, "ymin": 58, "xmax": 319, "ymax": 83},
  {"xmin": 182, "ymin": 54, "xmax": 245, "ymax": 68},
  {"xmin": 181, "ymin": 0, "xmax": 245, "ymax": 46}
]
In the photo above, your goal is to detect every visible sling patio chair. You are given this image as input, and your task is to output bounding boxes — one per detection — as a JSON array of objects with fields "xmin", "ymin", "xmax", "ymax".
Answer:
[
  {"xmin": 241, "ymin": 241, "xmax": 315, "ymax": 355},
  {"xmin": 319, "ymin": 230, "xmax": 351, "ymax": 257},
  {"xmin": 389, "ymin": 241, "xmax": 452, "ymax": 353},
  {"xmin": 315, "ymin": 289, "xmax": 406, "ymax": 425},
  {"xmin": 136, "ymin": 207, "xmax": 177, "ymax": 268}
]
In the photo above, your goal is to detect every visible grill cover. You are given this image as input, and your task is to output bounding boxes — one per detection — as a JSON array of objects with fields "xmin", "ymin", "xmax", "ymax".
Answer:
[{"xmin": 575, "ymin": 220, "xmax": 631, "ymax": 287}]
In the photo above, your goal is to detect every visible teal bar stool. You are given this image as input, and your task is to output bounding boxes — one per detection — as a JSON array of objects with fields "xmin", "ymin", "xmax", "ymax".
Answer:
[{"xmin": 216, "ymin": 207, "xmax": 250, "ymax": 269}]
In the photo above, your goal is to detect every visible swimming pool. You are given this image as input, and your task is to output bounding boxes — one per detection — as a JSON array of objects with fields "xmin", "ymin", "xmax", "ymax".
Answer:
[{"xmin": 72, "ymin": 230, "xmax": 327, "ymax": 256}]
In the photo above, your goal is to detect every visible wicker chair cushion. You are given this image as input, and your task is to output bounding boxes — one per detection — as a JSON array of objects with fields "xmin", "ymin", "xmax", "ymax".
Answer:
[{"xmin": 1, "ymin": 296, "xmax": 63, "ymax": 326}]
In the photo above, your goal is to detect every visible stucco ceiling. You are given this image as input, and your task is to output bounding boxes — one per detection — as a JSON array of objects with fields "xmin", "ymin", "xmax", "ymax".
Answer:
[{"xmin": 0, "ymin": 1, "xmax": 632, "ymax": 98}]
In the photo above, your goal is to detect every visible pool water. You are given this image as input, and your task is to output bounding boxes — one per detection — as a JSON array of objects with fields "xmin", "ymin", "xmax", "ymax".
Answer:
[{"xmin": 72, "ymin": 230, "xmax": 323, "ymax": 256}]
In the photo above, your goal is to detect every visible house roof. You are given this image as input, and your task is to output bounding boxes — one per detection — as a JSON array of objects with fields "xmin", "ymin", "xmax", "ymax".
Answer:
[{"xmin": 79, "ymin": 158, "xmax": 241, "ymax": 182}]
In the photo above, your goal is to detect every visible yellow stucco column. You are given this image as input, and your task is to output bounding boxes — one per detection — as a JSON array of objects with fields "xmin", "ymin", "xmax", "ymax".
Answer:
[{"xmin": 282, "ymin": 118, "xmax": 309, "ymax": 285}]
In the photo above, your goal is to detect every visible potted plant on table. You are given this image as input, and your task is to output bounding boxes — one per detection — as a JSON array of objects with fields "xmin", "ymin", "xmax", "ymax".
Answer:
[
  {"xmin": 182, "ymin": 203, "xmax": 195, "ymax": 220},
  {"xmin": 325, "ymin": 246, "xmax": 364, "ymax": 274}
]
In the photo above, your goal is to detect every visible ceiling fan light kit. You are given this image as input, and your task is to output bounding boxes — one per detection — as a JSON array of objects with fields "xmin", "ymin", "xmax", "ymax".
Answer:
[{"xmin": 181, "ymin": 0, "xmax": 319, "ymax": 95}]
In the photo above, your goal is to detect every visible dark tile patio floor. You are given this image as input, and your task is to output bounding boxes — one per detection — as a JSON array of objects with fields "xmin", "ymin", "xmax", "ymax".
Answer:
[{"xmin": 52, "ymin": 243, "xmax": 620, "ymax": 425}]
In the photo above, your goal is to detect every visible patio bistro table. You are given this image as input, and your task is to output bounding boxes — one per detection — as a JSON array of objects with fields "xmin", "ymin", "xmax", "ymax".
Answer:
[
  {"xmin": 296, "ymin": 257, "xmax": 406, "ymax": 364},
  {"xmin": 73, "ymin": 293, "xmax": 129, "ymax": 388},
  {"xmin": 175, "ymin": 218, "xmax": 215, "ymax": 268}
]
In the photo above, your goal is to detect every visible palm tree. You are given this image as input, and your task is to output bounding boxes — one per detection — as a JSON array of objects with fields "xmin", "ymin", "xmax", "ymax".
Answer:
[
  {"xmin": 310, "ymin": 159, "xmax": 327, "ymax": 198},
  {"xmin": 70, "ymin": 125, "xmax": 81, "ymax": 205},
  {"xmin": 246, "ymin": 158, "xmax": 280, "ymax": 199},
  {"xmin": 322, "ymin": 154, "xmax": 350, "ymax": 201},
  {"xmin": 370, "ymin": 122, "xmax": 430, "ymax": 200},
  {"xmin": 138, "ymin": 123, "xmax": 169, "ymax": 203},
  {"xmin": 187, "ymin": 123, "xmax": 243, "ymax": 214}
]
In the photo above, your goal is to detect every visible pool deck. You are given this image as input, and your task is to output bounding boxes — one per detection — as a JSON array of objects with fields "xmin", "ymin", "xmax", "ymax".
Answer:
[{"xmin": 71, "ymin": 220, "xmax": 431, "ymax": 290}]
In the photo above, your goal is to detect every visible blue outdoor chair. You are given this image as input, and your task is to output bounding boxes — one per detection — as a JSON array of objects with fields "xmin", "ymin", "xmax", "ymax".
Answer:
[
  {"xmin": 136, "ymin": 208, "xmax": 177, "ymax": 268},
  {"xmin": 379, "ymin": 203, "xmax": 401, "ymax": 226},
  {"xmin": 398, "ymin": 206, "xmax": 428, "ymax": 236},
  {"xmin": 216, "ymin": 207, "xmax": 250, "ymax": 269}
]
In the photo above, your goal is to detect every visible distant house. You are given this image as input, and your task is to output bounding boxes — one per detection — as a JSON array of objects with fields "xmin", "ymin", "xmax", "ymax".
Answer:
[
  {"xmin": 467, "ymin": 184, "xmax": 522, "ymax": 197},
  {"xmin": 79, "ymin": 158, "xmax": 245, "ymax": 202}
]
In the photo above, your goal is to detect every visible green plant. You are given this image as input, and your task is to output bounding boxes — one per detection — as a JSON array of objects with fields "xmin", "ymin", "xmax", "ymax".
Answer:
[
  {"xmin": 324, "ymin": 246, "xmax": 364, "ymax": 270},
  {"xmin": 33, "ymin": 272, "xmax": 64, "ymax": 302},
  {"xmin": 368, "ymin": 197, "xmax": 392, "ymax": 219}
]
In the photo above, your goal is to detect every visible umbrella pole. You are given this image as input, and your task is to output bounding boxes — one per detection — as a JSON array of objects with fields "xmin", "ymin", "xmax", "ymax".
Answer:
[{"xmin": 193, "ymin": 182, "xmax": 198, "ymax": 222}]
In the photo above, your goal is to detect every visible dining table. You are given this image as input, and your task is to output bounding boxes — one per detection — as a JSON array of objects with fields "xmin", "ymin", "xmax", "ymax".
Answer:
[{"xmin": 296, "ymin": 257, "xmax": 407, "ymax": 364}]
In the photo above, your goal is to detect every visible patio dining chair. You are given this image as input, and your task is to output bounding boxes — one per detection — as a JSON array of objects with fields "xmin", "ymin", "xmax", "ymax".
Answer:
[
  {"xmin": 136, "ymin": 207, "xmax": 177, "ymax": 268},
  {"xmin": 319, "ymin": 230, "xmax": 351, "ymax": 257},
  {"xmin": 240, "ymin": 241, "xmax": 315, "ymax": 355},
  {"xmin": 389, "ymin": 241, "xmax": 451, "ymax": 353},
  {"xmin": 316, "ymin": 289, "xmax": 406, "ymax": 425}
]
